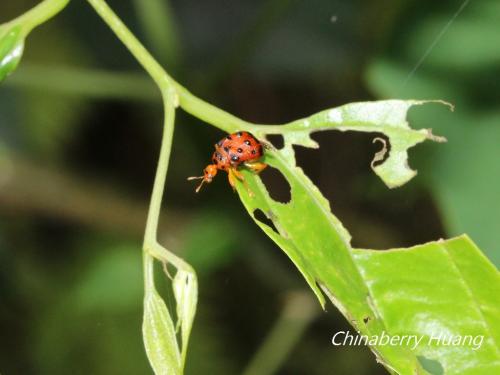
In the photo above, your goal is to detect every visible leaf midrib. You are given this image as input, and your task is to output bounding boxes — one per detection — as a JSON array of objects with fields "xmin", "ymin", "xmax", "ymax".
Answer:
[
  {"xmin": 441, "ymin": 240, "xmax": 500, "ymax": 357},
  {"xmin": 268, "ymin": 148, "xmax": 422, "ymax": 372}
]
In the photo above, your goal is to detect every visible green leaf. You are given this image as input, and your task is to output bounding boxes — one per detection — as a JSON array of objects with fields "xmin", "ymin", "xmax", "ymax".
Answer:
[
  {"xmin": 232, "ymin": 101, "xmax": 499, "ymax": 374},
  {"xmin": 142, "ymin": 252, "xmax": 182, "ymax": 375},
  {"xmin": 0, "ymin": 0, "xmax": 70, "ymax": 83},
  {"xmin": 365, "ymin": 57, "xmax": 500, "ymax": 267},
  {"xmin": 353, "ymin": 236, "xmax": 500, "ymax": 375},
  {"xmin": 238, "ymin": 151, "xmax": 421, "ymax": 373},
  {"xmin": 143, "ymin": 287, "xmax": 182, "ymax": 375},
  {"xmin": 0, "ymin": 25, "xmax": 24, "ymax": 82},
  {"xmin": 259, "ymin": 100, "xmax": 449, "ymax": 188}
]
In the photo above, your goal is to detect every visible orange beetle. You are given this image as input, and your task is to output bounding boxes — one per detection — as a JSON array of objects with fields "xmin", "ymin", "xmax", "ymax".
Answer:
[{"xmin": 188, "ymin": 131, "xmax": 267, "ymax": 194}]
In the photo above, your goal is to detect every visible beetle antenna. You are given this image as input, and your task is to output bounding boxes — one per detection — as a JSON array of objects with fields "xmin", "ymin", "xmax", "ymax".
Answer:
[
  {"xmin": 187, "ymin": 175, "xmax": 206, "ymax": 193},
  {"xmin": 195, "ymin": 180, "xmax": 205, "ymax": 193}
]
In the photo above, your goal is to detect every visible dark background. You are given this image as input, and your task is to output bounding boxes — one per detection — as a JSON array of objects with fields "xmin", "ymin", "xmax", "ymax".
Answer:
[{"xmin": 1, "ymin": 0, "xmax": 498, "ymax": 374}]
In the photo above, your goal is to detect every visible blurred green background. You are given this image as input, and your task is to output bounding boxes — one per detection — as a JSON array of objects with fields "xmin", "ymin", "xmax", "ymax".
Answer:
[{"xmin": 1, "ymin": 0, "xmax": 498, "ymax": 374}]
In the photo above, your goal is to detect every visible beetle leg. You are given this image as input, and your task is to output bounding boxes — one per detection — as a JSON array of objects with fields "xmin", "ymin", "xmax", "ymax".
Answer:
[
  {"xmin": 232, "ymin": 168, "xmax": 245, "ymax": 181},
  {"xmin": 227, "ymin": 169, "xmax": 237, "ymax": 191},
  {"xmin": 244, "ymin": 161, "xmax": 268, "ymax": 174},
  {"xmin": 228, "ymin": 168, "xmax": 254, "ymax": 197}
]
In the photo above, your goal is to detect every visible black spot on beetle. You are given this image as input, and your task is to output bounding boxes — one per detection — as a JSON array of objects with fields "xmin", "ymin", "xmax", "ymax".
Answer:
[
  {"xmin": 244, "ymin": 140, "xmax": 251, "ymax": 146},
  {"xmin": 237, "ymin": 131, "xmax": 243, "ymax": 137},
  {"xmin": 237, "ymin": 148, "xmax": 243, "ymax": 153},
  {"xmin": 226, "ymin": 135, "xmax": 232, "ymax": 140},
  {"xmin": 251, "ymin": 149, "xmax": 256, "ymax": 155},
  {"xmin": 224, "ymin": 146, "xmax": 229, "ymax": 152},
  {"xmin": 231, "ymin": 155, "xmax": 239, "ymax": 162}
]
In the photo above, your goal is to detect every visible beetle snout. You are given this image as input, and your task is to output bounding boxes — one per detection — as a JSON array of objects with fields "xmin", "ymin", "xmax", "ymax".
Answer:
[{"xmin": 203, "ymin": 165, "xmax": 218, "ymax": 182}]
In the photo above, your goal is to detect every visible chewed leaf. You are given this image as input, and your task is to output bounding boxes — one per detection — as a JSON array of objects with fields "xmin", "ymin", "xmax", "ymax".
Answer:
[
  {"xmin": 236, "ymin": 150, "xmax": 425, "ymax": 374},
  {"xmin": 0, "ymin": 25, "xmax": 24, "ymax": 82},
  {"xmin": 234, "ymin": 138, "xmax": 499, "ymax": 374},
  {"xmin": 265, "ymin": 100, "xmax": 450, "ymax": 188}
]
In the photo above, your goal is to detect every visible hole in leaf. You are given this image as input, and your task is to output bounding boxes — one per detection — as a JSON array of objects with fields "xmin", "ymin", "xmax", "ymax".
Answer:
[
  {"xmin": 259, "ymin": 166, "xmax": 291, "ymax": 203},
  {"xmin": 294, "ymin": 131, "xmax": 376, "ymax": 205},
  {"xmin": 253, "ymin": 209, "xmax": 279, "ymax": 234},
  {"xmin": 266, "ymin": 134, "xmax": 284, "ymax": 149}
]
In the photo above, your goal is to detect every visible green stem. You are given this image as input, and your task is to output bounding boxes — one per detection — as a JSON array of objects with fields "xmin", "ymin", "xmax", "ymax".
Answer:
[
  {"xmin": 143, "ymin": 250, "xmax": 155, "ymax": 292},
  {"xmin": 9, "ymin": 0, "xmax": 70, "ymax": 35},
  {"xmin": 140, "ymin": 85, "xmax": 192, "ymax": 269},
  {"xmin": 85, "ymin": 0, "xmax": 174, "ymax": 251},
  {"xmin": 86, "ymin": 0, "xmax": 171, "ymax": 91},
  {"xmin": 141, "ymin": 90, "xmax": 175, "ymax": 293},
  {"xmin": 85, "ymin": 0, "xmax": 196, "ymax": 273},
  {"xmin": 84, "ymin": 5, "xmax": 198, "ymax": 373},
  {"xmin": 86, "ymin": 0, "xmax": 255, "ymax": 134},
  {"xmin": 143, "ymin": 89, "xmax": 177, "ymax": 245}
]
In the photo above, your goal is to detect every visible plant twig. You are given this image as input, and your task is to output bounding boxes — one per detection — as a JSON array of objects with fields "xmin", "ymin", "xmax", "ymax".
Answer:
[
  {"xmin": 86, "ymin": 0, "xmax": 255, "ymax": 134},
  {"xmin": 85, "ymin": 3, "xmax": 198, "ymax": 372},
  {"xmin": 5, "ymin": 0, "xmax": 69, "ymax": 36}
]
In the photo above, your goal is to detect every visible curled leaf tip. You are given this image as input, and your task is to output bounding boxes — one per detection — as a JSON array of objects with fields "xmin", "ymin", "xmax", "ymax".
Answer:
[
  {"xmin": 426, "ymin": 129, "xmax": 447, "ymax": 143},
  {"xmin": 433, "ymin": 99, "xmax": 455, "ymax": 112},
  {"xmin": 371, "ymin": 137, "xmax": 388, "ymax": 169}
]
